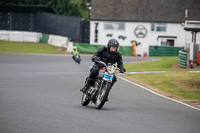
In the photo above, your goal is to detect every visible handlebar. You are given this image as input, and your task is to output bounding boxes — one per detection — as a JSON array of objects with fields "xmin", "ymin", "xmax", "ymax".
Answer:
[
  {"xmin": 99, "ymin": 61, "xmax": 106, "ymax": 67},
  {"xmin": 115, "ymin": 68, "xmax": 125, "ymax": 73},
  {"xmin": 98, "ymin": 61, "xmax": 125, "ymax": 73}
]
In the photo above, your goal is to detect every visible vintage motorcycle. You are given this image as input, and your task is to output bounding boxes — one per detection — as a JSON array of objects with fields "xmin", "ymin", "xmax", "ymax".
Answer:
[{"xmin": 81, "ymin": 61, "xmax": 121, "ymax": 110}]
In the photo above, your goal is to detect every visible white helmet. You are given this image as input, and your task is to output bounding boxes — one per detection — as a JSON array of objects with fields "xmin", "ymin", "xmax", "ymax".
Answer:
[{"xmin": 73, "ymin": 46, "xmax": 77, "ymax": 50}]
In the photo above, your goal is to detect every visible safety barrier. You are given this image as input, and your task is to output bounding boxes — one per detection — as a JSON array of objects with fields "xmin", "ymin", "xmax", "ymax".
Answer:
[
  {"xmin": 74, "ymin": 43, "xmax": 133, "ymax": 56},
  {"xmin": 0, "ymin": 30, "xmax": 41, "ymax": 43},
  {"xmin": 178, "ymin": 50, "xmax": 187, "ymax": 68},
  {"xmin": 40, "ymin": 34, "xmax": 49, "ymax": 43},
  {"xmin": 149, "ymin": 46, "xmax": 184, "ymax": 56},
  {"xmin": 48, "ymin": 34, "xmax": 68, "ymax": 48},
  {"xmin": 0, "ymin": 30, "xmax": 68, "ymax": 48}
]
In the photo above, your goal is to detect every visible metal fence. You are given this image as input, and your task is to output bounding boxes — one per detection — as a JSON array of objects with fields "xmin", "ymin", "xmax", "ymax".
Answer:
[
  {"xmin": 36, "ymin": 12, "xmax": 82, "ymax": 42},
  {"xmin": 0, "ymin": 5, "xmax": 90, "ymax": 43},
  {"xmin": 0, "ymin": 12, "xmax": 37, "ymax": 31}
]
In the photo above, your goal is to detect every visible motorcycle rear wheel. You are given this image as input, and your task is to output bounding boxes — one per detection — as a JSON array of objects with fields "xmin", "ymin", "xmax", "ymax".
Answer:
[{"xmin": 95, "ymin": 82, "xmax": 111, "ymax": 110}]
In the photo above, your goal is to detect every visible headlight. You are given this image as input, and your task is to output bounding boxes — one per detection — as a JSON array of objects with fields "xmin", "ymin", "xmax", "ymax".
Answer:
[{"xmin": 107, "ymin": 66, "xmax": 115, "ymax": 74}]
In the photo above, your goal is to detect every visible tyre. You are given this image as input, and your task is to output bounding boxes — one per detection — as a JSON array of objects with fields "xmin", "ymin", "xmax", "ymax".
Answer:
[
  {"xmin": 95, "ymin": 82, "xmax": 111, "ymax": 109},
  {"xmin": 81, "ymin": 93, "xmax": 90, "ymax": 106}
]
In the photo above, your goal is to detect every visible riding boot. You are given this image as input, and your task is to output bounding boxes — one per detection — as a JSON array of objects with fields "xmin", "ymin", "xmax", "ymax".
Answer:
[{"xmin": 80, "ymin": 78, "xmax": 94, "ymax": 93}]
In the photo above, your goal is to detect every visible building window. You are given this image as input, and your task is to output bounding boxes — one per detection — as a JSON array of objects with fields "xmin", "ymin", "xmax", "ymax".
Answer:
[
  {"xmin": 151, "ymin": 23, "xmax": 166, "ymax": 32},
  {"xmin": 104, "ymin": 22, "xmax": 125, "ymax": 30},
  {"xmin": 161, "ymin": 39, "xmax": 174, "ymax": 46},
  {"xmin": 151, "ymin": 23, "xmax": 155, "ymax": 31}
]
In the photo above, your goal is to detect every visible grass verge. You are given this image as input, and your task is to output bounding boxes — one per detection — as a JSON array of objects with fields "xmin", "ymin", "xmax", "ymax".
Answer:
[
  {"xmin": 0, "ymin": 40, "xmax": 66, "ymax": 54},
  {"xmin": 124, "ymin": 57, "xmax": 200, "ymax": 105}
]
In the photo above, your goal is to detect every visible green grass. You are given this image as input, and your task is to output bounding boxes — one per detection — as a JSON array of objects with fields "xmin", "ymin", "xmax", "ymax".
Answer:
[
  {"xmin": 125, "ymin": 57, "xmax": 200, "ymax": 102},
  {"xmin": 0, "ymin": 40, "xmax": 64, "ymax": 54},
  {"xmin": 125, "ymin": 57, "xmax": 179, "ymax": 71}
]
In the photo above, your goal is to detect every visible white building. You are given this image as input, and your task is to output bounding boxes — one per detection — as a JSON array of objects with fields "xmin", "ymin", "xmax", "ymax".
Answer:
[{"xmin": 90, "ymin": 0, "xmax": 200, "ymax": 56}]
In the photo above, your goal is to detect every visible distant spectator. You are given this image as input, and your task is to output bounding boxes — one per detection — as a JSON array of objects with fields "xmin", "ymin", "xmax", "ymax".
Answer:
[{"xmin": 131, "ymin": 41, "xmax": 137, "ymax": 56}]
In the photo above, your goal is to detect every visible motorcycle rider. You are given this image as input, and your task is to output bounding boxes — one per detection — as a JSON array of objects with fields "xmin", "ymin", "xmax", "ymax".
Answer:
[
  {"xmin": 80, "ymin": 39, "xmax": 126, "ymax": 93},
  {"xmin": 72, "ymin": 46, "xmax": 80, "ymax": 61}
]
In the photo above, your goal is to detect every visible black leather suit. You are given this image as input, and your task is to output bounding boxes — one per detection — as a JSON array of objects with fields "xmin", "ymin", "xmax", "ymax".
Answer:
[{"xmin": 88, "ymin": 47, "xmax": 125, "ymax": 85}]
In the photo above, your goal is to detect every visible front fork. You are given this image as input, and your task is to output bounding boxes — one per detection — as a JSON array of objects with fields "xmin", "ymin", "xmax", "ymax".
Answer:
[
  {"xmin": 99, "ymin": 80, "xmax": 104, "ymax": 91},
  {"xmin": 98, "ymin": 79, "xmax": 112, "ymax": 95}
]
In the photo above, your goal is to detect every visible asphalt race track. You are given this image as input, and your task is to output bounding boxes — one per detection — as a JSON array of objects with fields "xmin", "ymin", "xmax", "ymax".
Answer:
[{"xmin": 0, "ymin": 54, "xmax": 200, "ymax": 133}]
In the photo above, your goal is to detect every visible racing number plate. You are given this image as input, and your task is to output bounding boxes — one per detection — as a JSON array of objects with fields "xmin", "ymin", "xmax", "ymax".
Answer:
[{"xmin": 103, "ymin": 73, "xmax": 113, "ymax": 82}]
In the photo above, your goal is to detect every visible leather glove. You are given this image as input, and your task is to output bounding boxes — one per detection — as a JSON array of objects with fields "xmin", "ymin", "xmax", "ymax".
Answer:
[
  {"xmin": 93, "ymin": 56, "xmax": 100, "ymax": 63},
  {"xmin": 120, "ymin": 67, "xmax": 126, "ymax": 73}
]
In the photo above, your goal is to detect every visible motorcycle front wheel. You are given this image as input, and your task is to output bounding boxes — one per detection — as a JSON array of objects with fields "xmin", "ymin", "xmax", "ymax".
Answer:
[
  {"xmin": 95, "ymin": 82, "xmax": 111, "ymax": 110},
  {"xmin": 81, "ymin": 93, "xmax": 90, "ymax": 106}
]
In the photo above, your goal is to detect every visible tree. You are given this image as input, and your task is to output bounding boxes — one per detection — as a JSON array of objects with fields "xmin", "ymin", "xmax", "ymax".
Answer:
[{"xmin": 0, "ymin": 0, "xmax": 91, "ymax": 20}]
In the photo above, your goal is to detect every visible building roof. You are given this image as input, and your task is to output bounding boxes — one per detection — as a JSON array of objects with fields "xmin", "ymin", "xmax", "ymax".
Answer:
[{"xmin": 91, "ymin": 0, "xmax": 200, "ymax": 23}]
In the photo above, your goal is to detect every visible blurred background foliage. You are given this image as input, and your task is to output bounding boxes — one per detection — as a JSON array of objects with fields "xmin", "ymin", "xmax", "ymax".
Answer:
[{"xmin": 0, "ymin": 0, "xmax": 91, "ymax": 20}]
